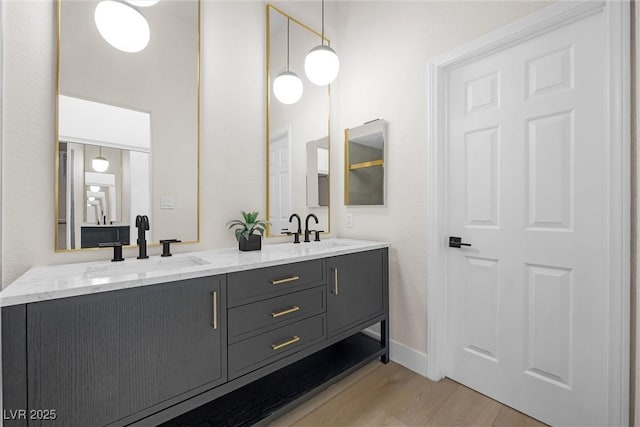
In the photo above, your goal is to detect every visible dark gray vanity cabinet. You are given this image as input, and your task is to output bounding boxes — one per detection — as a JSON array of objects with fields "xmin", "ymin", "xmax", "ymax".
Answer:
[
  {"xmin": 25, "ymin": 275, "xmax": 226, "ymax": 427},
  {"xmin": 2, "ymin": 248, "xmax": 389, "ymax": 426},
  {"xmin": 326, "ymin": 249, "xmax": 387, "ymax": 338}
]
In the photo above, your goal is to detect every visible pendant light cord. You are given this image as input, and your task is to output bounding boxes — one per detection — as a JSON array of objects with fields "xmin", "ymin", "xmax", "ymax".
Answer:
[
  {"xmin": 286, "ymin": 18, "xmax": 290, "ymax": 71},
  {"xmin": 321, "ymin": 0, "xmax": 325, "ymax": 46}
]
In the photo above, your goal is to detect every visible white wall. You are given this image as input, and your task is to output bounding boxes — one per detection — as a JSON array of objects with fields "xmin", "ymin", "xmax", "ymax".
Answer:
[
  {"xmin": 335, "ymin": 1, "xmax": 548, "ymax": 353},
  {"xmin": 2, "ymin": 0, "xmax": 548, "ymax": 358}
]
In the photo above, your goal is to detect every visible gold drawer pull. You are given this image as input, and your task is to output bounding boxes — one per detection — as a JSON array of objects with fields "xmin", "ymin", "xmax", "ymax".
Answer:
[
  {"xmin": 270, "ymin": 275, "xmax": 300, "ymax": 285},
  {"xmin": 270, "ymin": 305, "xmax": 300, "ymax": 318},
  {"xmin": 271, "ymin": 336, "xmax": 300, "ymax": 351},
  {"xmin": 333, "ymin": 267, "xmax": 339, "ymax": 295}
]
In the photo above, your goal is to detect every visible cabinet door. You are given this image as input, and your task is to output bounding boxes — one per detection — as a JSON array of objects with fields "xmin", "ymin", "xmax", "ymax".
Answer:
[
  {"xmin": 27, "ymin": 276, "xmax": 226, "ymax": 427},
  {"xmin": 326, "ymin": 249, "xmax": 386, "ymax": 337}
]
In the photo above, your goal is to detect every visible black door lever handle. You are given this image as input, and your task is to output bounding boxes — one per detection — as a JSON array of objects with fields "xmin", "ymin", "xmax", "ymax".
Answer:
[{"xmin": 449, "ymin": 236, "xmax": 472, "ymax": 248}]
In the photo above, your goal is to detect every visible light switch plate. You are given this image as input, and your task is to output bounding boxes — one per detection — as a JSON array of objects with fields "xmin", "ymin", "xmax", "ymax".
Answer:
[{"xmin": 160, "ymin": 196, "xmax": 175, "ymax": 209}]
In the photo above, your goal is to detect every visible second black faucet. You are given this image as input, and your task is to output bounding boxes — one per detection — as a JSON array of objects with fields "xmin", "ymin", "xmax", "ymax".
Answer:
[
  {"xmin": 135, "ymin": 215, "xmax": 149, "ymax": 259},
  {"xmin": 304, "ymin": 213, "xmax": 319, "ymax": 243}
]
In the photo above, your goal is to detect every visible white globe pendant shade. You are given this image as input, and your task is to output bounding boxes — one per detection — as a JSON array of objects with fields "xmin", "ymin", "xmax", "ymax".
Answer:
[
  {"xmin": 95, "ymin": 1, "xmax": 150, "ymax": 53},
  {"xmin": 92, "ymin": 156, "xmax": 110, "ymax": 172},
  {"xmin": 273, "ymin": 71, "xmax": 304, "ymax": 105},
  {"xmin": 124, "ymin": 0, "xmax": 159, "ymax": 7},
  {"xmin": 304, "ymin": 45, "xmax": 339, "ymax": 86}
]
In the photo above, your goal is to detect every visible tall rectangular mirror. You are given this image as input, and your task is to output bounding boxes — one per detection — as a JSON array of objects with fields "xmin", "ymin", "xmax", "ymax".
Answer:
[
  {"xmin": 345, "ymin": 119, "xmax": 386, "ymax": 206},
  {"xmin": 266, "ymin": 4, "xmax": 331, "ymax": 236},
  {"xmin": 56, "ymin": 0, "xmax": 200, "ymax": 251}
]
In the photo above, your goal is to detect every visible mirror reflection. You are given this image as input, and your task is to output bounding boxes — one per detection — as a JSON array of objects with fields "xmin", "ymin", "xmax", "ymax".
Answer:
[
  {"xmin": 56, "ymin": 0, "xmax": 199, "ymax": 250},
  {"xmin": 306, "ymin": 138, "xmax": 329, "ymax": 208},
  {"xmin": 267, "ymin": 5, "xmax": 331, "ymax": 236},
  {"xmin": 345, "ymin": 119, "xmax": 386, "ymax": 206}
]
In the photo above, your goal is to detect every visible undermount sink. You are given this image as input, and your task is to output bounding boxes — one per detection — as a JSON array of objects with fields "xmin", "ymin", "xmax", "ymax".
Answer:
[
  {"xmin": 300, "ymin": 239, "xmax": 354, "ymax": 249},
  {"xmin": 83, "ymin": 256, "xmax": 209, "ymax": 279}
]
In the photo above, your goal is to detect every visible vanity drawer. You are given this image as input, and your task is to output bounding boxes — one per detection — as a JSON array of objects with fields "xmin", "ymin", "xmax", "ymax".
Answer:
[
  {"xmin": 227, "ymin": 259, "xmax": 325, "ymax": 307},
  {"xmin": 228, "ymin": 286, "xmax": 326, "ymax": 343},
  {"xmin": 228, "ymin": 314, "xmax": 326, "ymax": 380}
]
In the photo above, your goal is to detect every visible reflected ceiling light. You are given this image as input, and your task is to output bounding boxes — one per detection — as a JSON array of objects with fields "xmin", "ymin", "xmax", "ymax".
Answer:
[
  {"xmin": 88, "ymin": 196, "xmax": 96, "ymax": 202},
  {"xmin": 92, "ymin": 147, "xmax": 110, "ymax": 172},
  {"xmin": 304, "ymin": 0, "xmax": 339, "ymax": 86},
  {"xmin": 273, "ymin": 19, "xmax": 303, "ymax": 105},
  {"xmin": 89, "ymin": 185, "xmax": 101, "ymax": 193},
  {"xmin": 95, "ymin": 0, "xmax": 150, "ymax": 53},
  {"xmin": 124, "ymin": 0, "xmax": 159, "ymax": 6}
]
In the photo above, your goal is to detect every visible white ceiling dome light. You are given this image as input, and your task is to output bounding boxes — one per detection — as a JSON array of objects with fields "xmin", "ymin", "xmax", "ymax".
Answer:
[
  {"xmin": 95, "ymin": 0, "xmax": 150, "ymax": 53},
  {"xmin": 304, "ymin": 0, "xmax": 339, "ymax": 86},
  {"xmin": 273, "ymin": 71, "xmax": 304, "ymax": 105}
]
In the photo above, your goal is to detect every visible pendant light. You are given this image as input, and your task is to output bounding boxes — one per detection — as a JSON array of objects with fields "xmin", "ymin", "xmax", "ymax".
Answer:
[
  {"xmin": 95, "ymin": 0, "xmax": 150, "ymax": 53},
  {"xmin": 124, "ymin": 0, "xmax": 159, "ymax": 7},
  {"xmin": 92, "ymin": 147, "xmax": 110, "ymax": 173},
  {"xmin": 273, "ymin": 19, "xmax": 304, "ymax": 105},
  {"xmin": 304, "ymin": 0, "xmax": 339, "ymax": 86},
  {"xmin": 89, "ymin": 185, "xmax": 101, "ymax": 193}
]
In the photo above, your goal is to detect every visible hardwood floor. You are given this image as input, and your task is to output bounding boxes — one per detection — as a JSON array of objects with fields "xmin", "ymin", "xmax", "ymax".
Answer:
[{"xmin": 270, "ymin": 361, "xmax": 547, "ymax": 427}]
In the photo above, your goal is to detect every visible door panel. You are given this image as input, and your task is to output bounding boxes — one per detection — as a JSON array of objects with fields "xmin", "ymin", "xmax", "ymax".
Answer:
[
  {"xmin": 525, "ymin": 264, "xmax": 572, "ymax": 388},
  {"xmin": 327, "ymin": 250, "xmax": 384, "ymax": 337},
  {"xmin": 463, "ymin": 256, "xmax": 500, "ymax": 362},
  {"xmin": 269, "ymin": 128, "xmax": 291, "ymax": 234},
  {"xmin": 446, "ymin": 10, "xmax": 606, "ymax": 426},
  {"xmin": 526, "ymin": 111, "xmax": 574, "ymax": 230}
]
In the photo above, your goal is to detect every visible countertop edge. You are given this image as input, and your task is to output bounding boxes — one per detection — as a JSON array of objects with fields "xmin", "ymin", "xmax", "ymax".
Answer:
[{"xmin": 0, "ymin": 240, "xmax": 390, "ymax": 307}]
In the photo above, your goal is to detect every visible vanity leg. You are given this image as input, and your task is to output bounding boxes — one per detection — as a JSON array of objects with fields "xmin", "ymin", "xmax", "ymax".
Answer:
[{"xmin": 381, "ymin": 319, "xmax": 390, "ymax": 364}]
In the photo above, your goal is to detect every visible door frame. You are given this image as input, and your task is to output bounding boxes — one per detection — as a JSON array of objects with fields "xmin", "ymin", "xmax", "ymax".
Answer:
[{"xmin": 425, "ymin": 1, "xmax": 630, "ymax": 425}]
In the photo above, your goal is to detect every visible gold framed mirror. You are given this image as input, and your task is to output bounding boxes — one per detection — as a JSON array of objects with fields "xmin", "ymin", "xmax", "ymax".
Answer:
[
  {"xmin": 266, "ymin": 4, "xmax": 331, "ymax": 237},
  {"xmin": 55, "ymin": 0, "xmax": 200, "ymax": 251}
]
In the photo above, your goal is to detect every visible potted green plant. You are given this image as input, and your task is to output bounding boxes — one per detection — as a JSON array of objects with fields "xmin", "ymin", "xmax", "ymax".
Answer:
[{"xmin": 226, "ymin": 211, "xmax": 268, "ymax": 251}]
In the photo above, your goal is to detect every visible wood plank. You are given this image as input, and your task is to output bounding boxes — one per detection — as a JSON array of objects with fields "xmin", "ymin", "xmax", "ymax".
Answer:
[
  {"xmin": 286, "ymin": 362, "xmax": 409, "ymax": 426},
  {"xmin": 269, "ymin": 361, "xmax": 381, "ymax": 426},
  {"xmin": 492, "ymin": 405, "xmax": 548, "ymax": 427},
  {"xmin": 426, "ymin": 385, "xmax": 502, "ymax": 427},
  {"xmin": 271, "ymin": 362, "xmax": 545, "ymax": 427}
]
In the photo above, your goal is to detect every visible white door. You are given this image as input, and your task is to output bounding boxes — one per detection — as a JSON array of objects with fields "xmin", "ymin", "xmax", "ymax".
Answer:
[
  {"xmin": 446, "ymin": 10, "xmax": 609, "ymax": 426},
  {"xmin": 269, "ymin": 127, "xmax": 291, "ymax": 234}
]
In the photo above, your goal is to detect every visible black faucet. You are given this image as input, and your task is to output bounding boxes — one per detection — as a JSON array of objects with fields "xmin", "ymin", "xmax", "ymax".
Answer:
[
  {"xmin": 135, "ymin": 215, "xmax": 149, "ymax": 259},
  {"xmin": 304, "ymin": 213, "xmax": 319, "ymax": 243},
  {"xmin": 160, "ymin": 239, "xmax": 181, "ymax": 257},
  {"xmin": 98, "ymin": 242, "xmax": 124, "ymax": 262},
  {"xmin": 287, "ymin": 213, "xmax": 302, "ymax": 244}
]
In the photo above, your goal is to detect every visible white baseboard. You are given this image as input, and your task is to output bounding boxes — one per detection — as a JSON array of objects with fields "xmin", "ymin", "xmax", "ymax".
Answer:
[{"xmin": 362, "ymin": 328, "xmax": 428, "ymax": 377}]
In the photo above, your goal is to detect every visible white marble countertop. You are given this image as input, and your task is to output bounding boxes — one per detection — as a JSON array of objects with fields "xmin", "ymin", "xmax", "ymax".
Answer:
[{"xmin": 0, "ymin": 239, "xmax": 389, "ymax": 307}]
